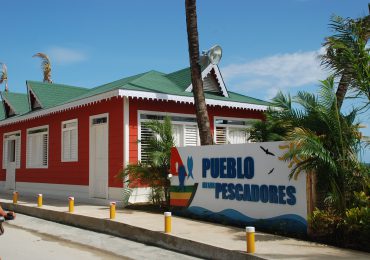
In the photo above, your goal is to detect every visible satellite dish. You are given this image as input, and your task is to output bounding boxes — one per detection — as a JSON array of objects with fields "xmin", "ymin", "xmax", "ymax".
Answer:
[{"xmin": 206, "ymin": 45, "xmax": 222, "ymax": 65}]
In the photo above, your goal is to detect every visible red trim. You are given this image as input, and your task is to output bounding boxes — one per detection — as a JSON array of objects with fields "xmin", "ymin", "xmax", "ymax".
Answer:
[{"xmin": 170, "ymin": 199, "xmax": 188, "ymax": 207}]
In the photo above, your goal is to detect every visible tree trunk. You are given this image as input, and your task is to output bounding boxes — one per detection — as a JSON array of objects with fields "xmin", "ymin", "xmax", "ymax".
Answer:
[
  {"xmin": 335, "ymin": 73, "xmax": 350, "ymax": 110},
  {"xmin": 185, "ymin": 0, "xmax": 213, "ymax": 145}
]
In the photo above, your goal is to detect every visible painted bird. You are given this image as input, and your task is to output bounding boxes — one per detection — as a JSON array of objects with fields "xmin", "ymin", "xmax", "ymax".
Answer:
[
  {"xmin": 187, "ymin": 156, "xmax": 194, "ymax": 179},
  {"xmin": 178, "ymin": 165, "xmax": 187, "ymax": 191},
  {"xmin": 260, "ymin": 146, "xmax": 275, "ymax": 156}
]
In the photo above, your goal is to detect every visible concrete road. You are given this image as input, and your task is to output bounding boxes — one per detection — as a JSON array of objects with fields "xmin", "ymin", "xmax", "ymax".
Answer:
[{"xmin": 0, "ymin": 214, "xmax": 200, "ymax": 260}]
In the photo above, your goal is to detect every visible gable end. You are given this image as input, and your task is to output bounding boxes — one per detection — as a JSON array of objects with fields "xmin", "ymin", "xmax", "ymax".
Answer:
[
  {"xmin": 185, "ymin": 64, "xmax": 229, "ymax": 98},
  {"xmin": 27, "ymin": 86, "xmax": 43, "ymax": 111}
]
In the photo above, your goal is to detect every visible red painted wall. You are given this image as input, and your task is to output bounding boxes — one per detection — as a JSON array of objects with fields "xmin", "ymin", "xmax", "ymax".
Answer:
[
  {"xmin": 0, "ymin": 97, "xmax": 123, "ymax": 188},
  {"xmin": 0, "ymin": 96, "xmax": 264, "ymax": 190}
]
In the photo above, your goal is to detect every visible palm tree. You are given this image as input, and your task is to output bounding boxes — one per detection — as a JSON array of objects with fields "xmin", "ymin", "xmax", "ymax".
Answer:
[
  {"xmin": 276, "ymin": 77, "xmax": 364, "ymax": 214},
  {"xmin": 0, "ymin": 63, "xmax": 8, "ymax": 92},
  {"xmin": 185, "ymin": 0, "xmax": 213, "ymax": 145},
  {"xmin": 321, "ymin": 12, "xmax": 370, "ymax": 110},
  {"xmin": 117, "ymin": 116, "xmax": 175, "ymax": 207},
  {"xmin": 33, "ymin": 53, "xmax": 53, "ymax": 83}
]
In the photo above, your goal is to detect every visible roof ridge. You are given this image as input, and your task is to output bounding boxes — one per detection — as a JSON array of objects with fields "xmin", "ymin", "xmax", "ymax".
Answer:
[
  {"xmin": 165, "ymin": 66, "xmax": 190, "ymax": 77},
  {"xmin": 26, "ymin": 80, "xmax": 87, "ymax": 90},
  {"xmin": 90, "ymin": 71, "xmax": 149, "ymax": 91}
]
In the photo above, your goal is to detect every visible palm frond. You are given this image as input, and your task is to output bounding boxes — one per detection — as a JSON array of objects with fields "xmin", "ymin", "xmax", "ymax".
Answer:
[
  {"xmin": 33, "ymin": 52, "xmax": 52, "ymax": 83},
  {"xmin": 0, "ymin": 62, "xmax": 8, "ymax": 83},
  {"xmin": 320, "ymin": 14, "xmax": 370, "ymax": 106},
  {"xmin": 0, "ymin": 62, "xmax": 8, "ymax": 91}
]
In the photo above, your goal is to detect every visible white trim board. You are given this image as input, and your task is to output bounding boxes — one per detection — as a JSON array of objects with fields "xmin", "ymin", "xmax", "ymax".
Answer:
[
  {"xmin": 123, "ymin": 97, "xmax": 129, "ymax": 187},
  {"xmin": 119, "ymin": 90, "xmax": 268, "ymax": 111},
  {"xmin": 0, "ymin": 87, "xmax": 268, "ymax": 127}
]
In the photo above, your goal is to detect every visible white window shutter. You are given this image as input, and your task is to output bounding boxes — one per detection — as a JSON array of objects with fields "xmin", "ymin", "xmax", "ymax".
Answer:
[
  {"xmin": 140, "ymin": 125, "xmax": 153, "ymax": 163},
  {"xmin": 172, "ymin": 125, "xmax": 183, "ymax": 147},
  {"xmin": 70, "ymin": 128, "xmax": 77, "ymax": 160},
  {"xmin": 3, "ymin": 140, "xmax": 8, "ymax": 169},
  {"xmin": 61, "ymin": 120, "xmax": 78, "ymax": 162},
  {"xmin": 15, "ymin": 138, "xmax": 21, "ymax": 168},
  {"xmin": 228, "ymin": 128, "xmax": 247, "ymax": 144},
  {"xmin": 215, "ymin": 127, "xmax": 227, "ymax": 144},
  {"xmin": 34, "ymin": 134, "xmax": 41, "ymax": 166},
  {"xmin": 184, "ymin": 125, "xmax": 198, "ymax": 146},
  {"xmin": 42, "ymin": 133, "xmax": 48, "ymax": 166},
  {"xmin": 63, "ymin": 130, "xmax": 70, "ymax": 161},
  {"xmin": 26, "ymin": 135, "xmax": 32, "ymax": 168}
]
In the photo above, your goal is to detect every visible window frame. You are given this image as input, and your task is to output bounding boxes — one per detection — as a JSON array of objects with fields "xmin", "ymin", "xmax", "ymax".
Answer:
[
  {"xmin": 213, "ymin": 116, "xmax": 257, "ymax": 144},
  {"xmin": 137, "ymin": 110, "xmax": 199, "ymax": 162},
  {"xmin": 61, "ymin": 119, "xmax": 78, "ymax": 162},
  {"xmin": 26, "ymin": 125, "xmax": 49, "ymax": 169},
  {"xmin": 2, "ymin": 130, "xmax": 21, "ymax": 169}
]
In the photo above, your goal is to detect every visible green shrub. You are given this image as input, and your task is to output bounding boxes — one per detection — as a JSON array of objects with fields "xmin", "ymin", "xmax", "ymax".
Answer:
[
  {"xmin": 310, "ymin": 208, "xmax": 343, "ymax": 237},
  {"xmin": 343, "ymin": 206, "xmax": 370, "ymax": 249}
]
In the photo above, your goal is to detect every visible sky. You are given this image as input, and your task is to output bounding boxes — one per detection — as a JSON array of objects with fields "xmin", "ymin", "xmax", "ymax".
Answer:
[{"xmin": 0, "ymin": 0, "xmax": 369, "ymax": 161}]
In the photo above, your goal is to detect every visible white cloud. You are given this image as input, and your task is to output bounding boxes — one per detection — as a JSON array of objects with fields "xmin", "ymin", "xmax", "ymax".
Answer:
[
  {"xmin": 47, "ymin": 47, "xmax": 87, "ymax": 64},
  {"xmin": 221, "ymin": 48, "xmax": 329, "ymax": 99}
]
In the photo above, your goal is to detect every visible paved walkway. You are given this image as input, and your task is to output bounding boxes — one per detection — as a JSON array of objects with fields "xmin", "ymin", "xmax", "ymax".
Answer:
[{"xmin": 1, "ymin": 191, "xmax": 369, "ymax": 260}]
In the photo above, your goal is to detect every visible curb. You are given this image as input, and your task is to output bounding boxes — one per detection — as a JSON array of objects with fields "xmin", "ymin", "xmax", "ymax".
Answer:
[{"xmin": 2, "ymin": 202, "xmax": 264, "ymax": 260}]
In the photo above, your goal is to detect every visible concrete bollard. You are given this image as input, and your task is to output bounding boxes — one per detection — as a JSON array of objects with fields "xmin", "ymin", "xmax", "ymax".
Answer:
[
  {"xmin": 110, "ymin": 202, "xmax": 116, "ymax": 219},
  {"xmin": 13, "ymin": 191, "xmax": 18, "ymax": 204},
  {"xmin": 37, "ymin": 194, "xmax": 43, "ymax": 207},
  {"xmin": 68, "ymin": 197, "xmax": 74, "ymax": 213},
  {"xmin": 164, "ymin": 212, "xmax": 172, "ymax": 233},
  {"xmin": 246, "ymin": 226, "xmax": 255, "ymax": 253}
]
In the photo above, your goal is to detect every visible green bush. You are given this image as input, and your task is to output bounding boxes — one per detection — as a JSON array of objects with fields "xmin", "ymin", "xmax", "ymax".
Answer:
[
  {"xmin": 310, "ymin": 204, "xmax": 370, "ymax": 251},
  {"xmin": 343, "ymin": 206, "xmax": 370, "ymax": 249},
  {"xmin": 310, "ymin": 208, "xmax": 343, "ymax": 237}
]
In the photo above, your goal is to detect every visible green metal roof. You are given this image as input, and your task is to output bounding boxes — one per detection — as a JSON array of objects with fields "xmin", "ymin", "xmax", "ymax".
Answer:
[
  {"xmin": 0, "ymin": 102, "xmax": 5, "ymax": 120},
  {"xmin": 1, "ymin": 91, "xmax": 30, "ymax": 115},
  {"xmin": 27, "ymin": 81, "xmax": 89, "ymax": 109},
  {"xmin": 66, "ymin": 72, "xmax": 146, "ymax": 102},
  {"xmin": 165, "ymin": 67, "xmax": 193, "ymax": 89},
  {"xmin": 0, "ymin": 65, "xmax": 270, "ymax": 122}
]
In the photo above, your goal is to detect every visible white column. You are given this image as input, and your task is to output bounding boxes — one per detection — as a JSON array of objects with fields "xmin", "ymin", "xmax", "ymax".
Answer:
[{"xmin": 123, "ymin": 96, "xmax": 130, "ymax": 187}]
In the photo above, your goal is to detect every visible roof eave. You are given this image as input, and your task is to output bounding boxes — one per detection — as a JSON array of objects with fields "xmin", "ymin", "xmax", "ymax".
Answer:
[{"xmin": 118, "ymin": 89, "xmax": 268, "ymax": 111}]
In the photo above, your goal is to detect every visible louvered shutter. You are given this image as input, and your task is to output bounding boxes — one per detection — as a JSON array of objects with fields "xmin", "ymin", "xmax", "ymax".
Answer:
[
  {"xmin": 63, "ymin": 130, "xmax": 70, "ymax": 161},
  {"xmin": 172, "ymin": 125, "xmax": 183, "ymax": 147},
  {"xmin": 184, "ymin": 125, "xmax": 198, "ymax": 146},
  {"xmin": 26, "ymin": 135, "xmax": 33, "ymax": 168},
  {"xmin": 3, "ymin": 139, "xmax": 8, "ymax": 169},
  {"xmin": 215, "ymin": 127, "xmax": 227, "ymax": 144},
  {"xmin": 140, "ymin": 125, "xmax": 153, "ymax": 163},
  {"xmin": 70, "ymin": 128, "xmax": 78, "ymax": 160},
  {"xmin": 34, "ymin": 134, "xmax": 42, "ymax": 167},
  {"xmin": 228, "ymin": 128, "xmax": 247, "ymax": 144},
  {"xmin": 15, "ymin": 138, "xmax": 21, "ymax": 168},
  {"xmin": 42, "ymin": 133, "xmax": 48, "ymax": 166}
]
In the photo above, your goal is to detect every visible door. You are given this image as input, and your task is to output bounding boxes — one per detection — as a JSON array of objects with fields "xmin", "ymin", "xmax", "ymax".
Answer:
[
  {"xmin": 90, "ymin": 115, "xmax": 109, "ymax": 199},
  {"xmin": 5, "ymin": 139, "xmax": 16, "ymax": 190}
]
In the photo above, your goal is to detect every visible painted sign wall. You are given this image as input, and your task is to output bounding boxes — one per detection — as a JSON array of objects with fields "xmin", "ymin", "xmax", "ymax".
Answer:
[{"xmin": 170, "ymin": 142, "xmax": 307, "ymax": 233}]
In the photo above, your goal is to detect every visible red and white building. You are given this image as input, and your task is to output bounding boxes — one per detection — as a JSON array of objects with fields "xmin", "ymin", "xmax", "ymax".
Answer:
[{"xmin": 0, "ymin": 64, "xmax": 269, "ymax": 203}]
